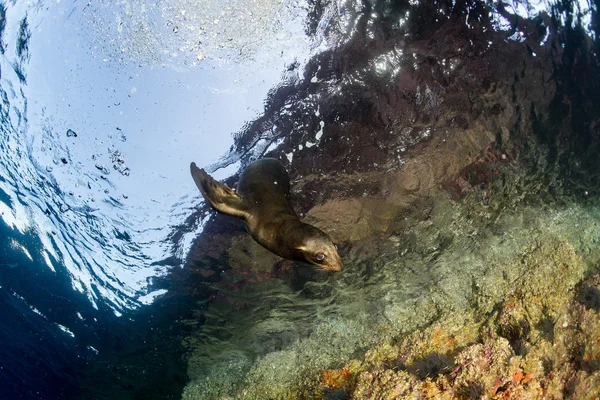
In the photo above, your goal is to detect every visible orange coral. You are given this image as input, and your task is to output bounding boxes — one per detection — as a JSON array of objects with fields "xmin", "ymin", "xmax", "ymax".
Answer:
[
  {"xmin": 431, "ymin": 328, "xmax": 459, "ymax": 352},
  {"xmin": 512, "ymin": 371, "xmax": 524, "ymax": 383},
  {"xmin": 322, "ymin": 368, "xmax": 352, "ymax": 389}
]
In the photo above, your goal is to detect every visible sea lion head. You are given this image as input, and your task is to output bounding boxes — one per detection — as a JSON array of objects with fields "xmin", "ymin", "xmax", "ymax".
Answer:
[{"xmin": 295, "ymin": 225, "xmax": 343, "ymax": 272}]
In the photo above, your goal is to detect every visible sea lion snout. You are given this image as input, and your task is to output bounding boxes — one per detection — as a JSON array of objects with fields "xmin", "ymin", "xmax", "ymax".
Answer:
[
  {"xmin": 324, "ymin": 252, "xmax": 344, "ymax": 272},
  {"xmin": 295, "ymin": 229, "xmax": 343, "ymax": 272},
  {"xmin": 320, "ymin": 243, "xmax": 344, "ymax": 272}
]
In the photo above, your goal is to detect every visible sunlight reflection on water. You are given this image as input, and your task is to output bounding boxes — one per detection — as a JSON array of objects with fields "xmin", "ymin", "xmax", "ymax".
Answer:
[{"xmin": 0, "ymin": 0, "xmax": 312, "ymax": 314}]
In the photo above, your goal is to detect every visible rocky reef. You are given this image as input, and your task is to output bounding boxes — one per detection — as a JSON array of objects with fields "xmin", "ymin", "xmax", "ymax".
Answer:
[
  {"xmin": 332, "ymin": 239, "xmax": 600, "ymax": 399},
  {"xmin": 182, "ymin": 178, "xmax": 600, "ymax": 399}
]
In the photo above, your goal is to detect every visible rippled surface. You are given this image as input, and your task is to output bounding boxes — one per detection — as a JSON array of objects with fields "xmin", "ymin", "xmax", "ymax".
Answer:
[{"xmin": 1, "ymin": 0, "xmax": 313, "ymax": 308}]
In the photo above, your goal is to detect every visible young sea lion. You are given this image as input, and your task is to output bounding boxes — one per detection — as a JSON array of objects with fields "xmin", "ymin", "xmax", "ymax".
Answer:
[{"xmin": 190, "ymin": 158, "xmax": 343, "ymax": 272}]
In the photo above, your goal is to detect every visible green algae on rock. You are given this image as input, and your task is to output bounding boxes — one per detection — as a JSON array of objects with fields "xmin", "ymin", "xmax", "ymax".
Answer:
[
  {"xmin": 344, "ymin": 271, "xmax": 600, "ymax": 399},
  {"xmin": 182, "ymin": 186, "xmax": 600, "ymax": 399}
]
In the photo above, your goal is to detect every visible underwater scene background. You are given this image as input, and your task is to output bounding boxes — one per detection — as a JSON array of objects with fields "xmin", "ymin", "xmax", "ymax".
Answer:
[{"xmin": 1, "ymin": 0, "xmax": 599, "ymax": 399}]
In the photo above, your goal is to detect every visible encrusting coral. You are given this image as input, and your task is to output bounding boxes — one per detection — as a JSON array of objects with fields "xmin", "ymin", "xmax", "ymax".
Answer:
[{"xmin": 330, "ymin": 244, "xmax": 600, "ymax": 399}]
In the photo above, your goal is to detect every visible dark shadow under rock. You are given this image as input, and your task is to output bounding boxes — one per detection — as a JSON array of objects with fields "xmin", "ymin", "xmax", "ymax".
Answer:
[
  {"xmin": 407, "ymin": 352, "xmax": 454, "ymax": 379},
  {"xmin": 323, "ymin": 388, "xmax": 350, "ymax": 400},
  {"xmin": 577, "ymin": 285, "xmax": 600, "ymax": 311}
]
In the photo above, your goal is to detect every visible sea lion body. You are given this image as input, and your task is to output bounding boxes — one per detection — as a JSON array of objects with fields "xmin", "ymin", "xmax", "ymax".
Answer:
[{"xmin": 190, "ymin": 158, "xmax": 343, "ymax": 272}]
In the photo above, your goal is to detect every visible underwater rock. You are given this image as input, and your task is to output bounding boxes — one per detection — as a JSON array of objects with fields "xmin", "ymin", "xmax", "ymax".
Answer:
[
  {"xmin": 338, "ymin": 270, "xmax": 600, "ymax": 399},
  {"xmin": 182, "ymin": 183, "xmax": 600, "ymax": 399}
]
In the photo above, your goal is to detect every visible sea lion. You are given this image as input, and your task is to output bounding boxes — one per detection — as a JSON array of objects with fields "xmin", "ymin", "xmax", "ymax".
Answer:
[{"xmin": 190, "ymin": 158, "xmax": 343, "ymax": 272}]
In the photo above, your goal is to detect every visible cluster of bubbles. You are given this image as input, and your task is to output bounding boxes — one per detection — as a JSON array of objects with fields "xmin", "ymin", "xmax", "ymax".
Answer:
[
  {"xmin": 84, "ymin": 0, "xmax": 309, "ymax": 69},
  {"xmin": 65, "ymin": 127, "xmax": 130, "ymax": 181}
]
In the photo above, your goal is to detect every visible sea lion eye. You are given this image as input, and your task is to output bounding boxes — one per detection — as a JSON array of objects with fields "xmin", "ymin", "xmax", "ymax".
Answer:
[{"xmin": 315, "ymin": 253, "xmax": 325, "ymax": 262}]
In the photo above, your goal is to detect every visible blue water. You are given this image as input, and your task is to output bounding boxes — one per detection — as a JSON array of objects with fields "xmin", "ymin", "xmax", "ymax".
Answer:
[
  {"xmin": 0, "ymin": 204, "xmax": 198, "ymax": 399},
  {"xmin": 0, "ymin": 0, "xmax": 234, "ymax": 397},
  {"xmin": 0, "ymin": 216, "xmax": 85, "ymax": 399}
]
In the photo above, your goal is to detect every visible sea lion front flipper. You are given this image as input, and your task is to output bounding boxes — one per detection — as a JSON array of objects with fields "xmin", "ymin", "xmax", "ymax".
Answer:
[{"xmin": 190, "ymin": 162, "xmax": 250, "ymax": 220}]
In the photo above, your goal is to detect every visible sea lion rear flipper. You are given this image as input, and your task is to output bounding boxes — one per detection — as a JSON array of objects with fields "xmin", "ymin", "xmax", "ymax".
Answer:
[{"xmin": 190, "ymin": 162, "xmax": 250, "ymax": 220}]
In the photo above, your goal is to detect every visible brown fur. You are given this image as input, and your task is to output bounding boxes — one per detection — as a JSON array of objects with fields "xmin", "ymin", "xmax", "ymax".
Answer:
[{"xmin": 190, "ymin": 158, "xmax": 343, "ymax": 272}]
